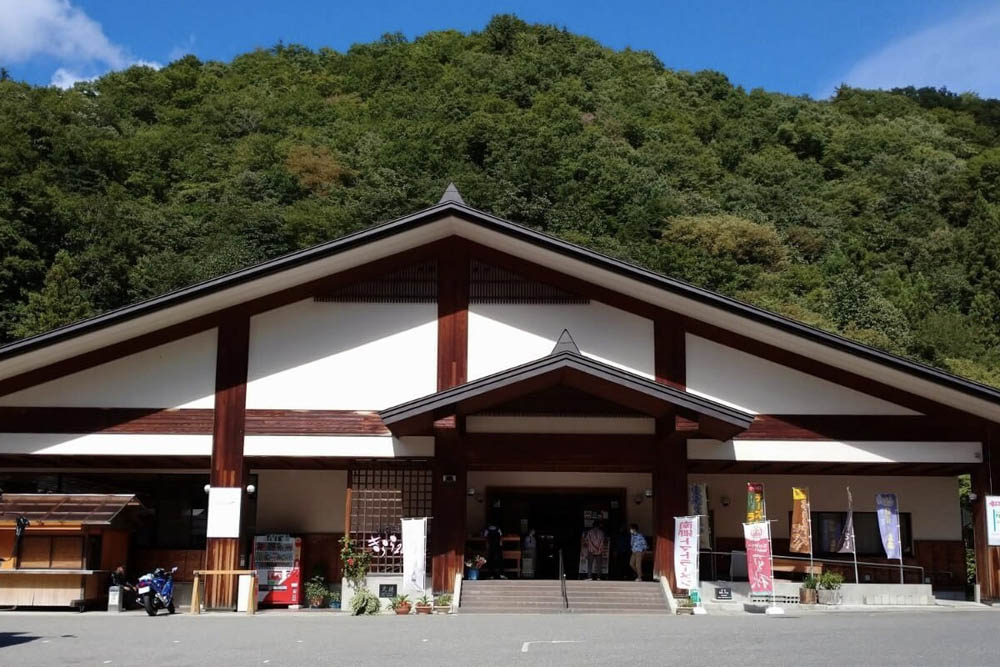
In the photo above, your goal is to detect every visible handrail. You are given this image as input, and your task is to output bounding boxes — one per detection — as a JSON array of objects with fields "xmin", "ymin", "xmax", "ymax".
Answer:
[
  {"xmin": 558, "ymin": 549, "xmax": 568, "ymax": 610},
  {"xmin": 701, "ymin": 550, "xmax": 925, "ymax": 582}
]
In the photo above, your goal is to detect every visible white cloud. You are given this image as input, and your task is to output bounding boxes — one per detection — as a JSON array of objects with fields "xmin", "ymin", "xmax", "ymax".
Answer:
[
  {"xmin": 819, "ymin": 5, "xmax": 1000, "ymax": 99},
  {"xmin": 0, "ymin": 0, "xmax": 160, "ymax": 88}
]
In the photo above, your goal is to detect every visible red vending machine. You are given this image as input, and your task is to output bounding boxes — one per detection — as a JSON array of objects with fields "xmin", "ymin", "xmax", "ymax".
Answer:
[{"xmin": 252, "ymin": 534, "xmax": 302, "ymax": 606}]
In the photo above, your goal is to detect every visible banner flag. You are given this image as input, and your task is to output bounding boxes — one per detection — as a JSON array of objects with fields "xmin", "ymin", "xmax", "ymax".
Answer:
[
  {"xmin": 746, "ymin": 482, "xmax": 765, "ymax": 524},
  {"xmin": 875, "ymin": 493, "xmax": 902, "ymax": 559},
  {"xmin": 743, "ymin": 522, "xmax": 773, "ymax": 594},
  {"xmin": 790, "ymin": 487, "xmax": 812, "ymax": 554},
  {"xmin": 688, "ymin": 484, "xmax": 711, "ymax": 550},
  {"xmin": 987, "ymin": 496, "xmax": 1000, "ymax": 547},
  {"xmin": 401, "ymin": 517, "xmax": 427, "ymax": 595},
  {"xmin": 836, "ymin": 487, "xmax": 856, "ymax": 554},
  {"xmin": 674, "ymin": 516, "xmax": 700, "ymax": 590}
]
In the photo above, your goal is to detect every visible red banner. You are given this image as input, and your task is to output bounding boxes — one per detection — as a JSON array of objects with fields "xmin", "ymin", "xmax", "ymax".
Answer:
[{"xmin": 743, "ymin": 522, "xmax": 773, "ymax": 594}]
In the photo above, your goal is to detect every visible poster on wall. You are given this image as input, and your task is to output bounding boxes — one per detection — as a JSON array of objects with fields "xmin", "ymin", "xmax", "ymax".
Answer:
[
  {"xmin": 688, "ymin": 484, "xmax": 711, "ymax": 550},
  {"xmin": 742, "ymin": 522, "xmax": 773, "ymax": 594},
  {"xmin": 401, "ymin": 518, "xmax": 427, "ymax": 595},
  {"xmin": 206, "ymin": 486, "xmax": 242, "ymax": 538},
  {"xmin": 986, "ymin": 496, "xmax": 1000, "ymax": 547},
  {"xmin": 673, "ymin": 516, "xmax": 700, "ymax": 590}
]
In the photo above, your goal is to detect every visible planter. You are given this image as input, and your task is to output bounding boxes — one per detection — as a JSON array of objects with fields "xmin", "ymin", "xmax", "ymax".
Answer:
[
  {"xmin": 328, "ymin": 601, "xmax": 341, "ymax": 609},
  {"xmin": 432, "ymin": 605, "xmax": 451, "ymax": 614},
  {"xmin": 466, "ymin": 568, "xmax": 479, "ymax": 581},
  {"xmin": 415, "ymin": 604, "xmax": 432, "ymax": 615},
  {"xmin": 799, "ymin": 589, "xmax": 817, "ymax": 605},
  {"xmin": 676, "ymin": 606, "xmax": 695, "ymax": 615},
  {"xmin": 817, "ymin": 589, "xmax": 842, "ymax": 605},
  {"xmin": 394, "ymin": 602, "xmax": 412, "ymax": 615},
  {"xmin": 308, "ymin": 597, "xmax": 326, "ymax": 609}
]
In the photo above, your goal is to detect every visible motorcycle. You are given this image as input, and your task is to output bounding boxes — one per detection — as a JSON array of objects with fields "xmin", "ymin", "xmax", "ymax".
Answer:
[{"xmin": 137, "ymin": 566, "xmax": 178, "ymax": 616}]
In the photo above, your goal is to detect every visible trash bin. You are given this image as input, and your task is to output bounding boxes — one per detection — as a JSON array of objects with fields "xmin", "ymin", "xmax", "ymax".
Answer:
[{"xmin": 107, "ymin": 585, "xmax": 124, "ymax": 613}]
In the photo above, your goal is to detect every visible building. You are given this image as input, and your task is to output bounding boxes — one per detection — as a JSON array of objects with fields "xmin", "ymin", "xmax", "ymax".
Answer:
[{"xmin": 1, "ymin": 186, "xmax": 998, "ymax": 608}]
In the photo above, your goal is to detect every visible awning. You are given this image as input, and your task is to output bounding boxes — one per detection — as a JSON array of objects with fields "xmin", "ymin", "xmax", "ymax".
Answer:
[
  {"xmin": 0, "ymin": 493, "xmax": 141, "ymax": 526},
  {"xmin": 380, "ymin": 330, "xmax": 754, "ymax": 441}
]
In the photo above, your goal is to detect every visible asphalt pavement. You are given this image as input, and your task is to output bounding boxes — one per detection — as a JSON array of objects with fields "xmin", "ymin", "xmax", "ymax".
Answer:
[{"xmin": 0, "ymin": 608, "xmax": 997, "ymax": 667}]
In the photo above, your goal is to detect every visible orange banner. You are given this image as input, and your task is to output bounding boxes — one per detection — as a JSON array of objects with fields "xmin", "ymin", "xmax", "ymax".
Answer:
[{"xmin": 790, "ymin": 487, "xmax": 811, "ymax": 554}]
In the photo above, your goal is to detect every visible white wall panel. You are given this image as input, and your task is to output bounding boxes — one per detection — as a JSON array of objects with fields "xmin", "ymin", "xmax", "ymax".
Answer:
[
  {"xmin": 243, "ymin": 435, "xmax": 434, "ymax": 458},
  {"xmin": 468, "ymin": 301, "xmax": 654, "ymax": 380},
  {"xmin": 688, "ymin": 473, "xmax": 961, "ymax": 540},
  {"xmin": 0, "ymin": 330, "xmax": 218, "ymax": 409},
  {"xmin": 685, "ymin": 334, "xmax": 919, "ymax": 415},
  {"xmin": 246, "ymin": 300, "xmax": 437, "ymax": 409},
  {"xmin": 0, "ymin": 432, "xmax": 211, "ymax": 456},
  {"xmin": 688, "ymin": 439, "xmax": 982, "ymax": 464}
]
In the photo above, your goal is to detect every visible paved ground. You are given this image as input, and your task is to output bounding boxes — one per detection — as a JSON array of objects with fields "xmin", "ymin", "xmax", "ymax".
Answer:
[{"xmin": 1, "ymin": 608, "xmax": 998, "ymax": 667}]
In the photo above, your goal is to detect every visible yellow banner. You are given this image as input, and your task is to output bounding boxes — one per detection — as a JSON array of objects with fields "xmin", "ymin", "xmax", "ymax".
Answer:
[{"xmin": 746, "ymin": 482, "xmax": 765, "ymax": 523}]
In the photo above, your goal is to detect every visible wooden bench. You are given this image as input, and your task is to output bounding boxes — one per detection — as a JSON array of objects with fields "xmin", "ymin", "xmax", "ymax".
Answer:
[
  {"xmin": 772, "ymin": 557, "xmax": 823, "ymax": 576},
  {"xmin": 190, "ymin": 570, "xmax": 257, "ymax": 615}
]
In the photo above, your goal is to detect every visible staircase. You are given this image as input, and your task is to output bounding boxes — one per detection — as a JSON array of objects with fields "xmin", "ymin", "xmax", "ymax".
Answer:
[
  {"xmin": 565, "ymin": 580, "xmax": 668, "ymax": 613},
  {"xmin": 459, "ymin": 579, "xmax": 669, "ymax": 614}
]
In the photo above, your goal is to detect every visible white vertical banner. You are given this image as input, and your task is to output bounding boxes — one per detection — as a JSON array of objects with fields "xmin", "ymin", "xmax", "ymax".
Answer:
[
  {"xmin": 987, "ymin": 496, "xmax": 1000, "ymax": 547},
  {"xmin": 206, "ymin": 486, "xmax": 242, "ymax": 538},
  {"xmin": 401, "ymin": 518, "xmax": 427, "ymax": 595},
  {"xmin": 673, "ymin": 516, "xmax": 700, "ymax": 590}
]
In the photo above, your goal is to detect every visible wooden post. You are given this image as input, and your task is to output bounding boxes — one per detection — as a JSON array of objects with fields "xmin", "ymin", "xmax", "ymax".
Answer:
[
  {"xmin": 205, "ymin": 314, "xmax": 250, "ymax": 609},
  {"xmin": 652, "ymin": 420, "xmax": 687, "ymax": 591},
  {"xmin": 190, "ymin": 573, "xmax": 201, "ymax": 615},
  {"xmin": 973, "ymin": 430, "xmax": 1000, "ymax": 601}
]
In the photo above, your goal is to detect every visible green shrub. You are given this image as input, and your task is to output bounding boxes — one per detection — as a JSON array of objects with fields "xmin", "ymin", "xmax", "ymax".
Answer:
[
  {"xmin": 350, "ymin": 588, "xmax": 381, "ymax": 615},
  {"xmin": 819, "ymin": 571, "xmax": 844, "ymax": 590}
]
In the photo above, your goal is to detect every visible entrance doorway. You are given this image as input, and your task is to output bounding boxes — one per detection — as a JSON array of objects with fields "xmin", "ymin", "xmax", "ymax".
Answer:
[{"xmin": 486, "ymin": 487, "xmax": 627, "ymax": 580}]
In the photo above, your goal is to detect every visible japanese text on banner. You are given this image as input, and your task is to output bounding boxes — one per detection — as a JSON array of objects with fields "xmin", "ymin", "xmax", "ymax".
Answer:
[{"xmin": 673, "ymin": 516, "xmax": 700, "ymax": 590}]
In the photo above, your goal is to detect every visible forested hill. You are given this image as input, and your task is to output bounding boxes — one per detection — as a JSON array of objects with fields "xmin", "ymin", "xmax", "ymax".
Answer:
[{"xmin": 2, "ymin": 15, "xmax": 1000, "ymax": 386}]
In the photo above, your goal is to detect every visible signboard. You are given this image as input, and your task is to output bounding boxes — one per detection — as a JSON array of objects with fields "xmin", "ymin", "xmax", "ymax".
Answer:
[
  {"xmin": 714, "ymin": 587, "xmax": 732, "ymax": 601},
  {"xmin": 743, "ymin": 522, "xmax": 773, "ymax": 594},
  {"xmin": 252, "ymin": 534, "xmax": 302, "ymax": 605},
  {"xmin": 379, "ymin": 584, "xmax": 397, "ymax": 598},
  {"xmin": 673, "ymin": 516, "xmax": 700, "ymax": 590},
  {"xmin": 987, "ymin": 496, "xmax": 1000, "ymax": 547},
  {"xmin": 875, "ymin": 493, "xmax": 902, "ymax": 559},
  {"xmin": 206, "ymin": 486, "xmax": 242, "ymax": 538},
  {"xmin": 401, "ymin": 517, "xmax": 427, "ymax": 595},
  {"xmin": 746, "ymin": 483, "xmax": 765, "ymax": 523}
]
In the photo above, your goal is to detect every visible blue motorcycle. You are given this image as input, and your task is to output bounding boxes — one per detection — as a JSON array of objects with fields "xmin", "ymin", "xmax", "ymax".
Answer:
[{"xmin": 137, "ymin": 566, "xmax": 178, "ymax": 616}]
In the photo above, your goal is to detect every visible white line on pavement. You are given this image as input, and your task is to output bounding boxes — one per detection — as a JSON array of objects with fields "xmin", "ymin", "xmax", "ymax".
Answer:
[{"xmin": 520, "ymin": 640, "xmax": 583, "ymax": 653}]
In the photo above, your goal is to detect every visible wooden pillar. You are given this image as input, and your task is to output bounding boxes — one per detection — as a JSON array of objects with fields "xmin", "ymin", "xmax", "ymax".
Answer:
[
  {"xmin": 973, "ymin": 430, "xmax": 1000, "ymax": 600},
  {"xmin": 652, "ymin": 420, "xmax": 687, "ymax": 589},
  {"xmin": 654, "ymin": 314, "xmax": 686, "ymax": 390},
  {"xmin": 204, "ymin": 314, "xmax": 250, "ymax": 609},
  {"xmin": 432, "ymin": 418, "xmax": 467, "ymax": 592},
  {"xmin": 431, "ymin": 242, "xmax": 469, "ymax": 592}
]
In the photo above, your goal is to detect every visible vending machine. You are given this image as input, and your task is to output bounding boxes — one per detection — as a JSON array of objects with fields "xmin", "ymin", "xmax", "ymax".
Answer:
[{"xmin": 252, "ymin": 534, "xmax": 302, "ymax": 606}]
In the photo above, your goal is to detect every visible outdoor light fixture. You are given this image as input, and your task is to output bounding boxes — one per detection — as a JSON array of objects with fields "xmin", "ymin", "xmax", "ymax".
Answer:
[
  {"xmin": 246, "ymin": 484, "xmax": 256, "ymax": 495},
  {"xmin": 720, "ymin": 495, "xmax": 731, "ymax": 507},
  {"xmin": 644, "ymin": 488, "xmax": 653, "ymax": 498},
  {"xmin": 467, "ymin": 487, "xmax": 476, "ymax": 496},
  {"xmin": 633, "ymin": 493, "xmax": 644, "ymax": 505},
  {"xmin": 203, "ymin": 484, "xmax": 211, "ymax": 494}
]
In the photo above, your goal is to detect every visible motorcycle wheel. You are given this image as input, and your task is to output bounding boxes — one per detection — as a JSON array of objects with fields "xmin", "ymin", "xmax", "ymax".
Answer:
[
  {"xmin": 142, "ymin": 594, "xmax": 157, "ymax": 616},
  {"xmin": 167, "ymin": 601, "xmax": 176, "ymax": 614}
]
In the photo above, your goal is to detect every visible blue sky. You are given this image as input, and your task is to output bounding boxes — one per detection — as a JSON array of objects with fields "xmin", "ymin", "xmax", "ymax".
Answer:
[{"xmin": 2, "ymin": 0, "xmax": 999, "ymax": 99}]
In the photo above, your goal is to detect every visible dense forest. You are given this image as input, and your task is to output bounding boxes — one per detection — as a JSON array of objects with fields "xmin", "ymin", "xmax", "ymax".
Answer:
[{"xmin": 1, "ymin": 15, "xmax": 999, "ymax": 386}]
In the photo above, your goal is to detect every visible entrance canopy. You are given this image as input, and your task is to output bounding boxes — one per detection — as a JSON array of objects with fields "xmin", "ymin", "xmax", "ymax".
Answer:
[
  {"xmin": 0, "ymin": 493, "xmax": 140, "ymax": 527},
  {"xmin": 380, "ymin": 330, "xmax": 754, "ymax": 441}
]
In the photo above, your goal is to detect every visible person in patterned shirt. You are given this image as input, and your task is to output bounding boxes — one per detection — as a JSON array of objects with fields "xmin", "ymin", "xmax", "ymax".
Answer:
[{"xmin": 629, "ymin": 523, "xmax": 647, "ymax": 581}]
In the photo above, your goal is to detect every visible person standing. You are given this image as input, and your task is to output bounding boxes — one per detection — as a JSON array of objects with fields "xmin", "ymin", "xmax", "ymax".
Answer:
[
  {"xmin": 584, "ymin": 521, "xmax": 606, "ymax": 580},
  {"xmin": 483, "ymin": 522, "xmax": 505, "ymax": 579},
  {"xmin": 629, "ymin": 524, "xmax": 647, "ymax": 581},
  {"xmin": 522, "ymin": 528, "xmax": 537, "ymax": 578}
]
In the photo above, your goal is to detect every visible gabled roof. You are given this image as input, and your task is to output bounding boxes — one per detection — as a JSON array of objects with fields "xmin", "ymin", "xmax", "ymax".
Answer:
[
  {"xmin": 379, "ymin": 340, "xmax": 755, "ymax": 441},
  {"xmin": 1, "ymin": 186, "xmax": 999, "ymax": 421}
]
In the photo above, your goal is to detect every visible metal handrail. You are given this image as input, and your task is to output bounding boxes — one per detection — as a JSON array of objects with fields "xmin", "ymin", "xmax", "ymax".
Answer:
[
  {"xmin": 700, "ymin": 550, "xmax": 925, "ymax": 582},
  {"xmin": 558, "ymin": 549, "xmax": 568, "ymax": 609}
]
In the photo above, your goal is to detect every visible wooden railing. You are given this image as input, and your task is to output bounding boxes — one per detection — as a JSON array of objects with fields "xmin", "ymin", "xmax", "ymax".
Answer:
[{"xmin": 190, "ymin": 570, "xmax": 257, "ymax": 615}]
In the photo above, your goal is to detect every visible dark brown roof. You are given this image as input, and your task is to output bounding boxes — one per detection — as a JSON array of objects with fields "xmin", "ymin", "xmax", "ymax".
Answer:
[{"xmin": 0, "ymin": 493, "xmax": 140, "ymax": 526}]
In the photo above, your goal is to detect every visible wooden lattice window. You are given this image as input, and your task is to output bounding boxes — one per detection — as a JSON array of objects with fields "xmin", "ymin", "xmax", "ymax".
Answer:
[
  {"xmin": 348, "ymin": 463, "xmax": 432, "ymax": 574},
  {"xmin": 315, "ymin": 262, "xmax": 437, "ymax": 303}
]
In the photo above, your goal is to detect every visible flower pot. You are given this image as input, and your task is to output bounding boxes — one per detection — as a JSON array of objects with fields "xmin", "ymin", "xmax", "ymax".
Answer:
[
  {"xmin": 799, "ymin": 589, "xmax": 817, "ymax": 604},
  {"xmin": 309, "ymin": 596, "xmax": 326, "ymax": 609},
  {"xmin": 817, "ymin": 589, "xmax": 842, "ymax": 605},
  {"xmin": 676, "ymin": 606, "xmax": 694, "ymax": 615},
  {"xmin": 466, "ymin": 568, "xmax": 479, "ymax": 580},
  {"xmin": 329, "ymin": 601, "xmax": 341, "ymax": 609},
  {"xmin": 394, "ymin": 602, "xmax": 411, "ymax": 615},
  {"xmin": 432, "ymin": 605, "xmax": 451, "ymax": 614},
  {"xmin": 415, "ymin": 604, "xmax": 432, "ymax": 615}
]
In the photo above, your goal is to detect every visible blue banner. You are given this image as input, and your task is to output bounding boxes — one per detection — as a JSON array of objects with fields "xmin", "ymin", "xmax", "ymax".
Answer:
[{"xmin": 875, "ymin": 493, "xmax": 902, "ymax": 559}]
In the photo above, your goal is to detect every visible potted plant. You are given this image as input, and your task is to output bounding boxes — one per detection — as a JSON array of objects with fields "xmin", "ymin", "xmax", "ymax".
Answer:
[
  {"xmin": 800, "ymin": 574, "xmax": 818, "ymax": 604},
  {"xmin": 414, "ymin": 594, "xmax": 432, "ymax": 614},
  {"xmin": 327, "ymin": 587, "xmax": 341, "ymax": 610},
  {"xmin": 389, "ymin": 594, "xmax": 412, "ymax": 615},
  {"xmin": 817, "ymin": 571, "xmax": 844, "ymax": 605},
  {"xmin": 465, "ymin": 554, "xmax": 487, "ymax": 580},
  {"xmin": 676, "ymin": 596, "xmax": 695, "ymax": 615},
  {"xmin": 350, "ymin": 588, "xmax": 381, "ymax": 615},
  {"xmin": 304, "ymin": 574, "xmax": 328, "ymax": 609},
  {"xmin": 433, "ymin": 593, "xmax": 452, "ymax": 614}
]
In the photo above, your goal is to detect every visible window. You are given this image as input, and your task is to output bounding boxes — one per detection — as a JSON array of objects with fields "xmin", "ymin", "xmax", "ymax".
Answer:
[{"xmin": 805, "ymin": 511, "xmax": 913, "ymax": 557}]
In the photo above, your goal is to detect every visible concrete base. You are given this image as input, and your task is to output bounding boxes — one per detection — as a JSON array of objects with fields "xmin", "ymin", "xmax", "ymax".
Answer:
[{"xmin": 700, "ymin": 581, "xmax": 935, "ymax": 606}]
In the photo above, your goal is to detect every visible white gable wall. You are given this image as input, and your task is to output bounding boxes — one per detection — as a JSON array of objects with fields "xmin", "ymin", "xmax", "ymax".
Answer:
[
  {"xmin": 0, "ymin": 329, "xmax": 217, "ymax": 409},
  {"xmin": 245, "ymin": 299, "xmax": 437, "ymax": 410},
  {"xmin": 467, "ymin": 301, "xmax": 654, "ymax": 381},
  {"xmin": 685, "ymin": 334, "xmax": 919, "ymax": 415}
]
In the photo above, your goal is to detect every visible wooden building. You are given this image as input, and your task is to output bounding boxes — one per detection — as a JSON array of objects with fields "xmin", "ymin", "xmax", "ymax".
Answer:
[{"xmin": 0, "ymin": 186, "xmax": 997, "ymax": 607}]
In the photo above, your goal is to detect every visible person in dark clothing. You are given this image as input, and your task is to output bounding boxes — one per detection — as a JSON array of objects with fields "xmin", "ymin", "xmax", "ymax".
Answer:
[{"xmin": 483, "ymin": 522, "xmax": 506, "ymax": 579}]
